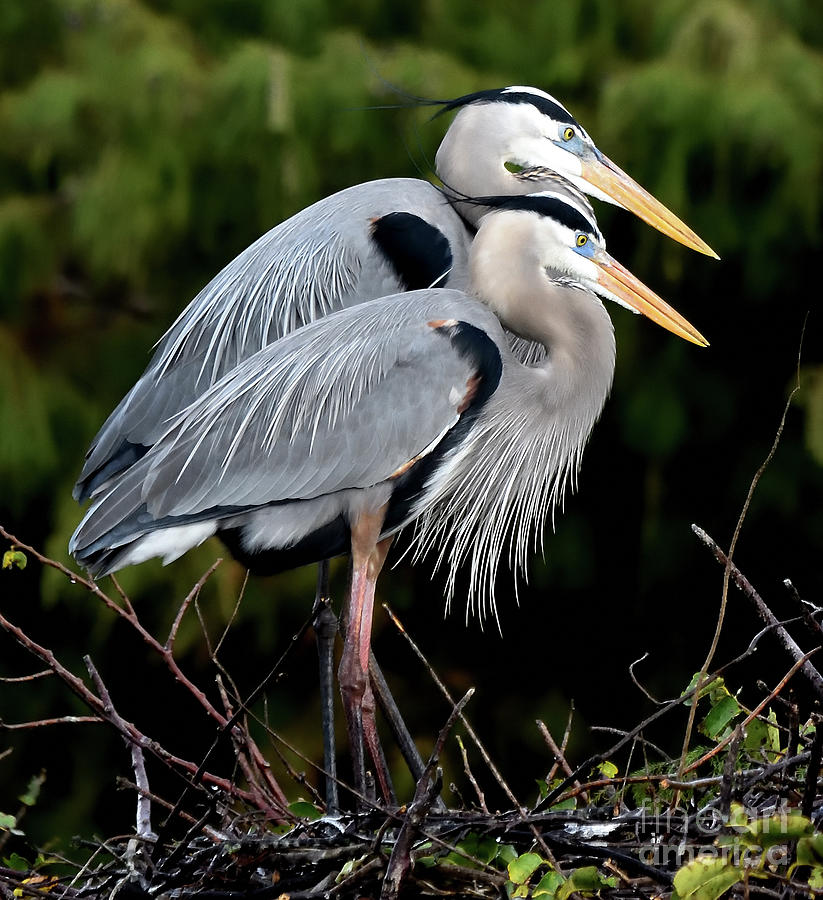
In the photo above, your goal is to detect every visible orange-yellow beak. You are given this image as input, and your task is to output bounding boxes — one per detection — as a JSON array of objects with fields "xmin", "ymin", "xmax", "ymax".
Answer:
[
  {"xmin": 581, "ymin": 151, "xmax": 719, "ymax": 260},
  {"xmin": 594, "ymin": 251, "xmax": 708, "ymax": 347}
]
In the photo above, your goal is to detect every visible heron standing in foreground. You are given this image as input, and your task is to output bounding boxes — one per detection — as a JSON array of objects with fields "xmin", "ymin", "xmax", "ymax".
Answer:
[
  {"xmin": 73, "ymin": 86, "xmax": 716, "ymax": 502},
  {"xmin": 71, "ymin": 189, "xmax": 708, "ymax": 799}
]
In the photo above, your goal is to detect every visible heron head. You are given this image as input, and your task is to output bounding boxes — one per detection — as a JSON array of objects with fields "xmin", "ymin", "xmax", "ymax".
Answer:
[
  {"xmin": 438, "ymin": 86, "xmax": 717, "ymax": 259},
  {"xmin": 474, "ymin": 190, "xmax": 709, "ymax": 347}
]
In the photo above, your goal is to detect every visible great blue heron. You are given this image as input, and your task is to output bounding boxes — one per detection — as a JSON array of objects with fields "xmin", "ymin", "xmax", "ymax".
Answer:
[
  {"xmin": 73, "ymin": 86, "xmax": 715, "ymax": 502},
  {"xmin": 70, "ymin": 189, "xmax": 707, "ymax": 799}
]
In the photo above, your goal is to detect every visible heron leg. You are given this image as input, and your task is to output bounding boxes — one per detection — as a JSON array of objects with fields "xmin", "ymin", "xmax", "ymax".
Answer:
[
  {"xmin": 312, "ymin": 559, "xmax": 339, "ymax": 813},
  {"xmin": 339, "ymin": 507, "xmax": 394, "ymax": 804}
]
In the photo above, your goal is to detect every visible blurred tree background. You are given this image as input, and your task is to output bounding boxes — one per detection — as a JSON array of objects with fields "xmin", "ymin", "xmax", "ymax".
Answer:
[{"xmin": 1, "ymin": 0, "xmax": 822, "ymax": 849}]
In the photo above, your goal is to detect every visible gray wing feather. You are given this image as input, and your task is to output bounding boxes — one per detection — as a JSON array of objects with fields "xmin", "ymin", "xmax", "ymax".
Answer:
[
  {"xmin": 76, "ymin": 179, "xmax": 471, "ymax": 497},
  {"xmin": 72, "ymin": 290, "xmax": 503, "ymax": 551}
]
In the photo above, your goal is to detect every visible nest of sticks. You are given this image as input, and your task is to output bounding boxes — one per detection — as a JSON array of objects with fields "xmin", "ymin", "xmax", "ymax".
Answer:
[{"xmin": 1, "ymin": 519, "xmax": 822, "ymax": 900}]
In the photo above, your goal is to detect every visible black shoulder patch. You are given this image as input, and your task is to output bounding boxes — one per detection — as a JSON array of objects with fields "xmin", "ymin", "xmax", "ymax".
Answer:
[
  {"xmin": 435, "ymin": 88, "xmax": 579, "ymax": 128},
  {"xmin": 431, "ymin": 320, "xmax": 503, "ymax": 409},
  {"xmin": 371, "ymin": 212, "xmax": 454, "ymax": 291},
  {"xmin": 383, "ymin": 319, "xmax": 503, "ymax": 534}
]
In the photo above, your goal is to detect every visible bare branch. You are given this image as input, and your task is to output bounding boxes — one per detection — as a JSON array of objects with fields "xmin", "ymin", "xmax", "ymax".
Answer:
[
  {"xmin": 537, "ymin": 719, "xmax": 587, "ymax": 802},
  {"xmin": 678, "ymin": 339, "xmax": 804, "ymax": 780},
  {"xmin": 384, "ymin": 604, "xmax": 557, "ymax": 866},
  {"xmin": 628, "ymin": 653, "xmax": 661, "ymax": 705},
  {"xmin": 166, "ymin": 558, "xmax": 222, "ymax": 651},
  {"xmin": 455, "ymin": 734, "xmax": 488, "ymax": 814},
  {"xmin": 693, "ymin": 526, "xmax": 823, "ymax": 700},
  {"xmin": 0, "ymin": 670, "xmax": 53, "ymax": 684},
  {"xmin": 2, "ymin": 716, "xmax": 101, "ymax": 730}
]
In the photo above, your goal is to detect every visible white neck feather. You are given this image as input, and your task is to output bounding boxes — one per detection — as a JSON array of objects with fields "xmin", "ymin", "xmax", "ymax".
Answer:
[
  {"xmin": 407, "ymin": 212, "xmax": 617, "ymax": 622},
  {"xmin": 436, "ymin": 106, "xmax": 533, "ymax": 226}
]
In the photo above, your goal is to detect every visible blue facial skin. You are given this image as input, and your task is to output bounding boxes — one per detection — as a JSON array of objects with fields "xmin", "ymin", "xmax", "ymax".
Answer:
[{"xmin": 573, "ymin": 232, "xmax": 598, "ymax": 260}]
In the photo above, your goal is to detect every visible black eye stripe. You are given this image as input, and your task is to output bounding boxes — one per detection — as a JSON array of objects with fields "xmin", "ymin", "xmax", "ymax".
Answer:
[
  {"xmin": 435, "ymin": 88, "xmax": 580, "ymax": 128},
  {"xmin": 468, "ymin": 194, "xmax": 599, "ymax": 239}
]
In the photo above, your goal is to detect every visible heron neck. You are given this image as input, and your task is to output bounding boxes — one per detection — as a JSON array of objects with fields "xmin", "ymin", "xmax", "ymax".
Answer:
[
  {"xmin": 435, "ymin": 112, "xmax": 522, "ymax": 228},
  {"xmin": 469, "ymin": 216, "xmax": 616, "ymax": 416}
]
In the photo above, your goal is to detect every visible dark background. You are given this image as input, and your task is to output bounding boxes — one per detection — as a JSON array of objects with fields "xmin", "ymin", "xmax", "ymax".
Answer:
[{"xmin": 1, "ymin": 0, "xmax": 822, "ymax": 849}]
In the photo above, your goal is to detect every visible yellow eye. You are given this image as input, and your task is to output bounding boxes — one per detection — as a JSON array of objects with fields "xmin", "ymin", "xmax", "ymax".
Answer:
[
  {"xmin": 563, "ymin": 126, "xmax": 575, "ymax": 141},
  {"xmin": 576, "ymin": 234, "xmax": 588, "ymax": 247}
]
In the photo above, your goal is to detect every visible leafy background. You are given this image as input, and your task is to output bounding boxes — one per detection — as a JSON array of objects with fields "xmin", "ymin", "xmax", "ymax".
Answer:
[{"xmin": 1, "ymin": 0, "xmax": 822, "ymax": 846}]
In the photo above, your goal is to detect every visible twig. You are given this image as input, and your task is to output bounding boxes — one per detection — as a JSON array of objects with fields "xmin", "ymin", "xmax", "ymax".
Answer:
[
  {"xmin": 679, "ymin": 344, "xmax": 804, "ymax": 780},
  {"xmin": 212, "ymin": 570, "xmax": 248, "ymax": 658},
  {"xmin": 0, "ymin": 670, "xmax": 52, "ymax": 683},
  {"xmin": 784, "ymin": 579, "xmax": 823, "ymax": 639},
  {"xmin": 115, "ymin": 778, "xmax": 205, "ymax": 828},
  {"xmin": 1, "ymin": 716, "xmax": 101, "ymax": 729},
  {"xmin": 0, "ymin": 603, "xmax": 264, "ymax": 808},
  {"xmin": 537, "ymin": 719, "xmax": 587, "ymax": 802},
  {"xmin": 553, "ymin": 703, "xmax": 576, "ymax": 779},
  {"xmin": 801, "ymin": 714, "xmax": 823, "ymax": 821},
  {"xmin": 693, "ymin": 527, "xmax": 823, "ymax": 700},
  {"xmin": 456, "ymin": 734, "xmax": 488, "ymax": 813},
  {"xmin": 384, "ymin": 604, "xmax": 557, "ymax": 865},
  {"xmin": 2, "ymin": 527, "xmax": 292, "ymax": 818},
  {"xmin": 166, "ymin": 559, "xmax": 222, "ymax": 651},
  {"xmin": 589, "ymin": 727, "xmax": 670, "ymax": 761},
  {"xmin": 718, "ymin": 726, "xmax": 743, "ymax": 818},
  {"xmin": 628, "ymin": 653, "xmax": 661, "ymax": 705},
  {"xmin": 681, "ymin": 650, "xmax": 816, "ymax": 776},
  {"xmin": 1, "ymin": 525, "xmax": 284, "ymax": 805},
  {"xmin": 382, "ymin": 689, "xmax": 472, "ymax": 900}
]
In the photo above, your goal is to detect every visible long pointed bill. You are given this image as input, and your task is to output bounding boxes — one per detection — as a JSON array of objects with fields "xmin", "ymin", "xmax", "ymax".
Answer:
[
  {"xmin": 581, "ymin": 151, "xmax": 719, "ymax": 259},
  {"xmin": 595, "ymin": 251, "xmax": 709, "ymax": 347}
]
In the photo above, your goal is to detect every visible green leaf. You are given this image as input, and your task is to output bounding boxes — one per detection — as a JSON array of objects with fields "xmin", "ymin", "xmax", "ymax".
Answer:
[
  {"xmin": 673, "ymin": 857, "xmax": 742, "ymax": 900},
  {"xmin": 765, "ymin": 709, "xmax": 782, "ymax": 754},
  {"xmin": 796, "ymin": 832, "xmax": 823, "ymax": 867},
  {"xmin": 18, "ymin": 772, "xmax": 45, "ymax": 807},
  {"xmin": 556, "ymin": 865, "xmax": 618, "ymax": 900},
  {"xmin": 3, "ymin": 853, "xmax": 30, "ymax": 872},
  {"xmin": 533, "ymin": 870, "xmax": 564, "ymax": 897},
  {"xmin": 683, "ymin": 673, "xmax": 722, "ymax": 706},
  {"xmin": 441, "ymin": 832, "xmax": 503, "ymax": 869},
  {"xmin": 2, "ymin": 549, "xmax": 27, "ymax": 571},
  {"xmin": 728, "ymin": 802, "xmax": 748, "ymax": 829},
  {"xmin": 536, "ymin": 778, "xmax": 548, "ymax": 799},
  {"xmin": 287, "ymin": 800, "xmax": 322, "ymax": 821},
  {"xmin": 700, "ymin": 694, "xmax": 741, "ymax": 739},
  {"xmin": 507, "ymin": 852, "xmax": 544, "ymax": 885},
  {"xmin": 496, "ymin": 844, "xmax": 518, "ymax": 866},
  {"xmin": 746, "ymin": 812, "xmax": 812, "ymax": 849},
  {"xmin": 336, "ymin": 855, "xmax": 367, "ymax": 881},
  {"xmin": 809, "ymin": 867, "xmax": 823, "ymax": 890},
  {"xmin": 0, "ymin": 812, "xmax": 17, "ymax": 829},
  {"xmin": 597, "ymin": 761, "xmax": 618, "ymax": 779}
]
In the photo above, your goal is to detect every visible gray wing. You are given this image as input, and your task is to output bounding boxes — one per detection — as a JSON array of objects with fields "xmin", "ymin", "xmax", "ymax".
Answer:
[
  {"xmin": 74, "ymin": 178, "xmax": 473, "ymax": 500},
  {"xmin": 70, "ymin": 290, "xmax": 505, "ymax": 555}
]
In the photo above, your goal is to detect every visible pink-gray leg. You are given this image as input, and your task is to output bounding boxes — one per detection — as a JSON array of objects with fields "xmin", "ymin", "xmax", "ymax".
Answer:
[{"xmin": 339, "ymin": 507, "xmax": 394, "ymax": 803}]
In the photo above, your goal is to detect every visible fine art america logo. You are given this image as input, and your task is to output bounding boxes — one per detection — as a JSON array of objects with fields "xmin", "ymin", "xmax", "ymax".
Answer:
[{"xmin": 625, "ymin": 800, "xmax": 820, "ymax": 871}]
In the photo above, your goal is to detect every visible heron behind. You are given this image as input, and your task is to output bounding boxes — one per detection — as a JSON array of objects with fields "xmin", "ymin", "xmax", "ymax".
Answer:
[
  {"xmin": 70, "ymin": 189, "xmax": 707, "ymax": 799},
  {"xmin": 73, "ymin": 85, "xmax": 716, "ymax": 502}
]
